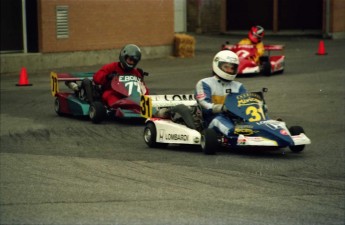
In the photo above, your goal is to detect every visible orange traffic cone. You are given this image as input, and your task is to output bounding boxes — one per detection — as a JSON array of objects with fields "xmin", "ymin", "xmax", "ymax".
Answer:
[
  {"xmin": 16, "ymin": 67, "xmax": 33, "ymax": 86},
  {"xmin": 316, "ymin": 40, "xmax": 327, "ymax": 55}
]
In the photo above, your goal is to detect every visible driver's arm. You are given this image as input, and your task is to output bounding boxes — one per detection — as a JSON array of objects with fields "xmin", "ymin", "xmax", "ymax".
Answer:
[
  {"xmin": 195, "ymin": 80, "xmax": 225, "ymax": 114},
  {"xmin": 256, "ymin": 42, "xmax": 265, "ymax": 57},
  {"xmin": 93, "ymin": 62, "xmax": 117, "ymax": 86}
]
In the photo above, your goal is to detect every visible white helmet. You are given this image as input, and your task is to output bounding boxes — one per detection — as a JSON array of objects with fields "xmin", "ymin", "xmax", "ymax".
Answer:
[{"xmin": 212, "ymin": 50, "xmax": 239, "ymax": 81}]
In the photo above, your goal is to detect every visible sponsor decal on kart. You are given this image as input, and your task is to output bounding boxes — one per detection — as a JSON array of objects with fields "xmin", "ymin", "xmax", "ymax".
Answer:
[
  {"xmin": 159, "ymin": 130, "xmax": 189, "ymax": 142},
  {"xmin": 165, "ymin": 133, "xmax": 189, "ymax": 141},
  {"xmin": 119, "ymin": 75, "xmax": 141, "ymax": 82},
  {"xmin": 140, "ymin": 94, "xmax": 197, "ymax": 118},
  {"xmin": 234, "ymin": 125, "xmax": 257, "ymax": 135},
  {"xmin": 257, "ymin": 120, "xmax": 285, "ymax": 130},
  {"xmin": 237, "ymin": 135, "xmax": 278, "ymax": 146},
  {"xmin": 237, "ymin": 93, "xmax": 262, "ymax": 104},
  {"xmin": 164, "ymin": 94, "xmax": 195, "ymax": 101},
  {"xmin": 234, "ymin": 128, "xmax": 257, "ymax": 135}
]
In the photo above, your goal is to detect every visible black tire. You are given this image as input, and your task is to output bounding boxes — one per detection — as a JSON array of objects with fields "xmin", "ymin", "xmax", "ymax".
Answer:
[
  {"xmin": 277, "ymin": 68, "xmax": 285, "ymax": 74},
  {"xmin": 261, "ymin": 61, "xmax": 272, "ymax": 76},
  {"xmin": 54, "ymin": 97, "xmax": 63, "ymax": 116},
  {"xmin": 200, "ymin": 128, "xmax": 219, "ymax": 155},
  {"xmin": 289, "ymin": 126, "xmax": 306, "ymax": 153},
  {"xmin": 89, "ymin": 101, "xmax": 106, "ymax": 124},
  {"xmin": 143, "ymin": 122, "xmax": 168, "ymax": 148}
]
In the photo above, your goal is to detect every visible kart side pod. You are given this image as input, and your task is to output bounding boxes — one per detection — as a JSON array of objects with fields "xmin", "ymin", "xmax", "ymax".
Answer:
[{"xmin": 144, "ymin": 119, "xmax": 201, "ymax": 148}]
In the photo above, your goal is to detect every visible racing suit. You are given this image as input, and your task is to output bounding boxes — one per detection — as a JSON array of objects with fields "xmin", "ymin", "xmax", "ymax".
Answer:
[
  {"xmin": 93, "ymin": 62, "xmax": 149, "ymax": 107},
  {"xmin": 238, "ymin": 38, "xmax": 264, "ymax": 63},
  {"xmin": 195, "ymin": 76, "xmax": 247, "ymax": 137}
]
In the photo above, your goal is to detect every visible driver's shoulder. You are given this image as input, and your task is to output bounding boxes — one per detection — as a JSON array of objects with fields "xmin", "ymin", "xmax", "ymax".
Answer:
[
  {"xmin": 238, "ymin": 38, "xmax": 251, "ymax": 44},
  {"xmin": 229, "ymin": 80, "xmax": 245, "ymax": 91}
]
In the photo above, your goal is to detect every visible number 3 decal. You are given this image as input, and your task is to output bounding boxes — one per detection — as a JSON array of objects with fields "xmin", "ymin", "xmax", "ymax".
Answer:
[
  {"xmin": 246, "ymin": 106, "xmax": 265, "ymax": 122},
  {"xmin": 140, "ymin": 95, "xmax": 152, "ymax": 118}
]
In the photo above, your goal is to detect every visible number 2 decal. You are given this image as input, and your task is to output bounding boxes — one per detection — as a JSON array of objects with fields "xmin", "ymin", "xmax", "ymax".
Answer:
[
  {"xmin": 236, "ymin": 50, "xmax": 250, "ymax": 58},
  {"xmin": 245, "ymin": 106, "xmax": 265, "ymax": 122}
]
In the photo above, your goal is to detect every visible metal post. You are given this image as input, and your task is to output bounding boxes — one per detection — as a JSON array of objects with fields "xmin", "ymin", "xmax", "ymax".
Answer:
[
  {"xmin": 325, "ymin": 0, "xmax": 331, "ymax": 38},
  {"xmin": 22, "ymin": 0, "xmax": 27, "ymax": 53},
  {"xmin": 273, "ymin": 0, "xmax": 278, "ymax": 33}
]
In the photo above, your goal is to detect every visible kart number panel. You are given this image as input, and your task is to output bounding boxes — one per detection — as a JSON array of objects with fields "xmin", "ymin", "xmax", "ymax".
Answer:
[{"xmin": 225, "ymin": 92, "xmax": 267, "ymax": 122}]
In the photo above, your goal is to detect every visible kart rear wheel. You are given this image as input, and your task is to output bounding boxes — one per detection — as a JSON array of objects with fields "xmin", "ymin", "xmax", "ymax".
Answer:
[
  {"xmin": 289, "ymin": 126, "xmax": 306, "ymax": 153},
  {"xmin": 89, "ymin": 101, "xmax": 106, "ymax": 124},
  {"xmin": 54, "ymin": 97, "xmax": 63, "ymax": 116},
  {"xmin": 143, "ymin": 122, "xmax": 168, "ymax": 148},
  {"xmin": 201, "ymin": 128, "xmax": 219, "ymax": 155}
]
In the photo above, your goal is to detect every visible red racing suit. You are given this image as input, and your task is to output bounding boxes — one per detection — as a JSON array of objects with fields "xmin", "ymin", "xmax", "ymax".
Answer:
[
  {"xmin": 93, "ymin": 62, "xmax": 149, "ymax": 107},
  {"xmin": 238, "ymin": 38, "xmax": 264, "ymax": 63}
]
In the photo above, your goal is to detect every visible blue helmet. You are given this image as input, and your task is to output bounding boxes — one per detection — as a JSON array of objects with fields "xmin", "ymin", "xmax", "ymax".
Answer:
[{"xmin": 119, "ymin": 44, "xmax": 141, "ymax": 71}]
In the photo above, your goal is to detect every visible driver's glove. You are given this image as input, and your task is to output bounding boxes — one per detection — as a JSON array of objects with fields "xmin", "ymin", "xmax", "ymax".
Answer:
[
  {"xmin": 212, "ymin": 104, "xmax": 227, "ymax": 113},
  {"xmin": 106, "ymin": 73, "xmax": 116, "ymax": 81}
]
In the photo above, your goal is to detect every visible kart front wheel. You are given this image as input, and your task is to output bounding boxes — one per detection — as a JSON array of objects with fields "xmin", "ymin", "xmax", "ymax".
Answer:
[
  {"xmin": 89, "ymin": 101, "xmax": 106, "ymax": 124},
  {"xmin": 201, "ymin": 128, "xmax": 219, "ymax": 155},
  {"xmin": 289, "ymin": 126, "xmax": 306, "ymax": 153},
  {"xmin": 261, "ymin": 61, "xmax": 272, "ymax": 76},
  {"xmin": 143, "ymin": 122, "xmax": 168, "ymax": 148}
]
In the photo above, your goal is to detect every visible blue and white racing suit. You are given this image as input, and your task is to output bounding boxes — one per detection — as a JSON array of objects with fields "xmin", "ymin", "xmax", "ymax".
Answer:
[{"xmin": 195, "ymin": 76, "xmax": 247, "ymax": 137}]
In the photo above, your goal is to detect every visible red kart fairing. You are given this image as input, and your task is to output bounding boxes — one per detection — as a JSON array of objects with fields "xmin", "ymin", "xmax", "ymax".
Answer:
[
  {"xmin": 109, "ymin": 74, "xmax": 146, "ymax": 115},
  {"xmin": 221, "ymin": 43, "xmax": 285, "ymax": 76}
]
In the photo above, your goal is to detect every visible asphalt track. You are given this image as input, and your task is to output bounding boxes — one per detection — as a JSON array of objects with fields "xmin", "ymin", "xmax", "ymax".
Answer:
[{"xmin": 1, "ymin": 34, "xmax": 345, "ymax": 225}]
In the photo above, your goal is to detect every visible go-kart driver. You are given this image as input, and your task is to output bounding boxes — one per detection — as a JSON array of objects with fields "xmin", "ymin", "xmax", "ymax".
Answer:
[
  {"xmin": 238, "ymin": 25, "xmax": 265, "ymax": 63},
  {"xmin": 81, "ymin": 44, "xmax": 149, "ymax": 106},
  {"xmin": 195, "ymin": 50, "xmax": 247, "ymax": 137}
]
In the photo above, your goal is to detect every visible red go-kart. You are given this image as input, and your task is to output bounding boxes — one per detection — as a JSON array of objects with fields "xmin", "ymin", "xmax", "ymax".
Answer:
[{"xmin": 221, "ymin": 42, "xmax": 285, "ymax": 76}]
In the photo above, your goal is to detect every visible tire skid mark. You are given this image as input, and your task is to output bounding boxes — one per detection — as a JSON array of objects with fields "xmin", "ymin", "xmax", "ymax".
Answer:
[
  {"xmin": 7, "ymin": 128, "xmax": 51, "ymax": 141},
  {"xmin": 68, "ymin": 159, "xmax": 152, "ymax": 187},
  {"xmin": 0, "ymin": 197, "xmax": 187, "ymax": 207},
  {"xmin": 68, "ymin": 159, "xmax": 193, "ymax": 192}
]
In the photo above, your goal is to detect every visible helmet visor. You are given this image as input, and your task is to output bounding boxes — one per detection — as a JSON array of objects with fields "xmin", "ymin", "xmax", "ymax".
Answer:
[
  {"xmin": 219, "ymin": 62, "xmax": 238, "ymax": 75},
  {"xmin": 252, "ymin": 32, "xmax": 263, "ymax": 41},
  {"xmin": 125, "ymin": 56, "xmax": 140, "ymax": 65}
]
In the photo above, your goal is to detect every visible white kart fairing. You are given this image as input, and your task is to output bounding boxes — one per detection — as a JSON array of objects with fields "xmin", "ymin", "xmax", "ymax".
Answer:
[
  {"xmin": 147, "ymin": 94, "xmax": 197, "ymax": 107},
  {"xmin": 242, "ymin": 66, "xmax": 260, "ymax": 74},
  {"xmin": 270, "ymin": 56, "xmax": 285, "ymax": 73},
  {"xmin": 149, "ymin": 119, "xmax": 201, "ymax": 145}
]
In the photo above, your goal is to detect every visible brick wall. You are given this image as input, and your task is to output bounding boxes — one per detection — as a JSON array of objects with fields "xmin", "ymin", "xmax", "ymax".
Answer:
[
  {"xmin": 38, "ymin": 0, "xmax": 174, "ymax": 53},
  {"xmin": 332, "ymin": 0, "xmax": 345, "ymax": 33}
]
